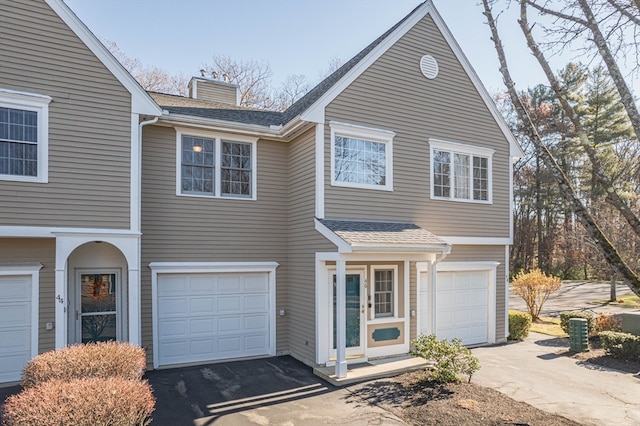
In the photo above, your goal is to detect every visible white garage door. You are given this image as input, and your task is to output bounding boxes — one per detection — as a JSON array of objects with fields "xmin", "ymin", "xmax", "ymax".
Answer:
[
  {"xmin": 0, "ymin": 275, "xmax": 33, "ymax": 383},
  {"xmin": 156, "ymin": 272, "xmax": 271, "ymax": 367},
  {"xmin": 436, "ymin": 271, "xmax": 489, "ymax": 346}
]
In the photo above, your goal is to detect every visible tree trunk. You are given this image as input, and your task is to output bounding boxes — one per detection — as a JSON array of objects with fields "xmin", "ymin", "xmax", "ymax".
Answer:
[
  {"xmin": 521, "ymin": 1, "xmax": 640, "ymax": 240},
  {"xmin": 610, "ymin": 272, "xmax": 617, "ymax": 302},
  {"xmin": 481, "ymin": 0, "xmax": 640, "ymax": 298}
]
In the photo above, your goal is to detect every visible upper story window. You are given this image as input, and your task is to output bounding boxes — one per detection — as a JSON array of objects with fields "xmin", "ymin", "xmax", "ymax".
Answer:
[
  {"xmin": 430, "ymin": 139, "xmax": 494, "ymax": 203},
  {"xmin": 330, "ymin": 121, "xmax": 394, "ymax": 191},
  {"xmin": 0, "ymin": 89, "xmax": 51, "ymax": 183},
  {"xmin": 177, "ymin": 130, "xmax": 256, "ymax": 200}
]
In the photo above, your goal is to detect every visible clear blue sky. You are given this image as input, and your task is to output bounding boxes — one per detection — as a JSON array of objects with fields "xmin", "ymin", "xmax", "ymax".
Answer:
[{"xmin": 63, "ymin": 0, "xmax": 586, "ymax": 95}]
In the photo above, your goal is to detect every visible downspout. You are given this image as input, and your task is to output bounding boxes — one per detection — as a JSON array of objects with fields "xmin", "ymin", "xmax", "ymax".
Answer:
[
  {"xmin": 129, "ymin": 116, "xmax": 158, "ymax": 345},
  {"xmin": 136, "ymin": 116, "xmax": 158, "ymax": 232}
]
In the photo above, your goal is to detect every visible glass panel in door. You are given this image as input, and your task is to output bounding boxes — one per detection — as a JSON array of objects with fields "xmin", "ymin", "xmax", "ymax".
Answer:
[
  {"xmin": 333, "ymin": 273, "xmax": 362, "ymax": 351},
  {"xmin": 79, "ymin": 273, "xmax": 117, "ymax": 343}
]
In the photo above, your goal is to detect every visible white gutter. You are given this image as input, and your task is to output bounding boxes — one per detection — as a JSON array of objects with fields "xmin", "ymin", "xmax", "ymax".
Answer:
[{"xmin": 158, "ymin": 113, "xmax": 311, "ymax": 142}]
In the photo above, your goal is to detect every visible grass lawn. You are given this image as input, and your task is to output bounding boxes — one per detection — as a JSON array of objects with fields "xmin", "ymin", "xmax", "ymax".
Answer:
[
  {"xmin": 530, "ymin": 316, "xmax": 566, "ymax": 337},
  {"xmin": 591, "ymin": 294, "xmax": 640, "ymax": 308}
]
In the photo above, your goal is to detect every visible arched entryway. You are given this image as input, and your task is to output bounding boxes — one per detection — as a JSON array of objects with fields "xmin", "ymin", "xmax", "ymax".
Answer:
[
  {"xmin": 53, "ymin": 231, "xmax": 141, "ymax": 350},
  {"xmin": 67, "ymin": 242, "xmax": 128, "ymax": 344}
]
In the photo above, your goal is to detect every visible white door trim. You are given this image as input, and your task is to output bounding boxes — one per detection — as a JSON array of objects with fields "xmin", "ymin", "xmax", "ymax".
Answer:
[
  {"xmin": 149, "ymin": 261, "xmax": 278, "ymax": 369},
  {"xmin": 0, "ymin": 263, "xmax": 42, "ymax": 381}
]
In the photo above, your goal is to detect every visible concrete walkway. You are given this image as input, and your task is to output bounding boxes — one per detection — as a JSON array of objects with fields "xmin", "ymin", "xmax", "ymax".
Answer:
[{"xmin": 472, "ymin": 332, "xmax": 640, "ymax": 426}]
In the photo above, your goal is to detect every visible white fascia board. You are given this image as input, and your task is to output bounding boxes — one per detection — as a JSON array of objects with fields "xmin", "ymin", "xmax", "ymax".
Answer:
[
  {"xmin": 314, "ymin": 219, "xmax": 352, "ymax": 253},
  {"xmin": 161, "ymin": 114, "xmax": 310, "ymax": 142},
  {"xmin": 160, "ymin": 114, "xmax": 281, "ymax": 138},
  {"xmin": 426, "ymin": 2, "xmax": 525, "ymax": 159},
  {"xmin": 300, "ymin": 2, "xmax": 431, "ymax": 122},
  {"xmin": 349, "ymin": 243, "xmax": 451, "ymax": 253},
  {"xmin": 441, "ymin": 236, "xmax": 512, "ymax": 245},
  {"xmin": 45, "ymin": 0, "xmax": 161, "ymax": 117}
]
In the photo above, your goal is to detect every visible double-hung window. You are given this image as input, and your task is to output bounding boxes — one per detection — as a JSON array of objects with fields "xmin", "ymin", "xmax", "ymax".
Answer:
[
  {"xmin": 430, "ymin": 139, "xmax": 493, "ymax": 203},
  {"xmin": 0, "ymin": 89, "xmax": 51, "ymax": 183},
  {"xmin": 372, "ymin": 266, "xmax": 397, "ymax": 319},
  {"xmin": 330, "ymin": 121, "xmax": 394, "ymax": 191},
  {"xmin": 178, "ymin": 131, "xmax": 256, "ymax": 199}
]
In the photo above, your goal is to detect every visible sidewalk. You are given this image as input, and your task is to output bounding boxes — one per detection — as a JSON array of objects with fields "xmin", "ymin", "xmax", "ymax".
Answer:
[{"xmin": 472, "ymin": 332, "xmax": 640, "ymax": 426}]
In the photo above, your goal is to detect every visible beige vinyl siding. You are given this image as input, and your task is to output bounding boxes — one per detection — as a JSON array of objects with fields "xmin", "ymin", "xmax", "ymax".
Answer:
[
  {"xmin": 140, "ymin": 125, "xmax": 290, "ymax": 364},
  {"xmin": 194, "ymin": 81, "xmax": 237, "ymax": 105},
  {"xmin": 444, "ymin": 245, "xmax": 508, "ymax": 341},
  {"xmin": 0, "ymin": 238, "xmax": 56, "ymax": 355},
  {"xmin": 0, "ymin": 0, "xmax": 132, "ymax": 229},
  {"xmin": 324, "ymin": 14, "xmax": 510, "ymax": 238},
  {"xmin": 287, "ymin": 127, "xmax": 335, "ymax": 366}
]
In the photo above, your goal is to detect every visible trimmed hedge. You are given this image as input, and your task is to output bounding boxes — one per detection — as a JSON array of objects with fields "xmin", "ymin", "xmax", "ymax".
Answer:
[
  {"xmin": 599, "ymin": 331, "xmax": 640, "ymax": 361},
  {"xmin": 21, "ymin": 341, "xmax": 146, "ymax": 388},
  {"xmin": 508, "ymin": 310, "xmax": 532, "ymax": 341},
  {"xmin": 3, "ymin": 377, "xmax": 155, "ymax": 426},
  {"xmin": 559, "ymin": 311, "xmax": 595, "ymax": 336}
]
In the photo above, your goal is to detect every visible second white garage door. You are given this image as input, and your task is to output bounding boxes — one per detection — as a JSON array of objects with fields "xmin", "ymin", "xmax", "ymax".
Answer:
[
  {"xmin": 156, "ymin": 272, "xmax": 272, "ymax": 367},
  {"xmin": 436, "ymin": 270, "xmax": 489, "ymax": 346}
]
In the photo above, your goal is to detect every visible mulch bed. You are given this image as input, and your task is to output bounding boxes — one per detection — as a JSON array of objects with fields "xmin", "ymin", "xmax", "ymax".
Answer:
[
  {"xmin": 349, "ymin": 370, "xmax": 580, "ymax": 426},
  {"xmin": 347, "ymin": 338, "xmax": 639, "ymax": 426}
]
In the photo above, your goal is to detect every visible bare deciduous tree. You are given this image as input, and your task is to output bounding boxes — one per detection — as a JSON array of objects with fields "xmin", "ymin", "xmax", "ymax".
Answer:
[
  {"xmin": 104, "ymin": 40, "xmax": 188, "ymax": 96},
  {"xmin": 202, "ymin": 55, "xmax": 275, "ymax": 109},
  {"xmin": 481, "ymin": 0, "xmax": 640, "ymax": 296}
]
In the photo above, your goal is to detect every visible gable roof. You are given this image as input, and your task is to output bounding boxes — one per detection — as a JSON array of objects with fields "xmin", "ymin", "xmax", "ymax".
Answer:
[
  {"xmin": 316, "ymin": 218, "xmax": 450, "ymax": 253},
  {"xmin": 149, "ymin": 0, "xmax": 522, "ymax": 157},
  {"xmin": 45, "ymin": 0, "xmax": 161, "ymax": 117}
]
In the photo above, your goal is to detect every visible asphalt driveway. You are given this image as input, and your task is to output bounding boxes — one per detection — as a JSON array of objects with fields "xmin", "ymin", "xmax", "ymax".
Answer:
[{"xmin": 145, "ymin": 355, "xmax": 404, "ymax": 426}]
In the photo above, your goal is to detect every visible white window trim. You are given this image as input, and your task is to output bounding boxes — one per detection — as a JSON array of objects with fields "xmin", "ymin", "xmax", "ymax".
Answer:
[
  {"xmin": 0, "ymin": 88, "xmax": 52, "ymax": 183},
  {"xmin": 330, "ymin": 121, "xmax": 394, "ymax": 191},
  {"xmin": 369, "ymin": 264, "xmax": 399, "ymax": 322},
  {"xmin": 429, "ymin": 138, "xmax": 494, "ymax": 204},
  {"xmin": 175, "ymin": 128, "xmax": 257, "ymax": 200}
]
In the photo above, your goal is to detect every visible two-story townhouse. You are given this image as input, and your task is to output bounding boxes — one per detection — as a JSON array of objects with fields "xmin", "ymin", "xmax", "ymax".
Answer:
[
  {"xmin": 0, "ymin": 0, "xmax": 522, "ymax": 386},
  {"xmin": 139, "ymin": 1, "xmax": 522, "ymax": 379},
  {"xmin": 0, "ymin": 0, "xmax": 161, "ymax": 384}
]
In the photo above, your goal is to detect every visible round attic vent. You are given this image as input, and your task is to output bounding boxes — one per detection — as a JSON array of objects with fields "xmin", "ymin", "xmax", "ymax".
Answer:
[{"xmin": 420, "ymin": 55, "xmax": 439, "ymax": 79}]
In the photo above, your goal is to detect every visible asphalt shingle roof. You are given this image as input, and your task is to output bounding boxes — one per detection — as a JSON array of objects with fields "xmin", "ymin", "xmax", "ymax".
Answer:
[
  {"xmin": 318, "ymin": 219, "xmax": 448, "ymax": 247},
  {"xmin": 149, "ymin": 2, "xmax": 424, "ymax": 127}
]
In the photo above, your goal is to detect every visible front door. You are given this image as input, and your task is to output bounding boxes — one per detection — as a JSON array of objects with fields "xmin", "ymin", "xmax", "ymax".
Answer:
[
  {"xmin": 72, "ymin": 270, "xmax": 121, "ymax": 344},
  {"xmin": 331, "ymin": 271, "xmax": 365, "ymax": 356}
]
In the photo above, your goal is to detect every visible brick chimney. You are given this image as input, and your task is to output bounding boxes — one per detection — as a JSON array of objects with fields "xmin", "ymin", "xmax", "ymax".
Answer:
[{"xmin": 188, "ymin": 76, "xmax": 240, "ymax": 106}]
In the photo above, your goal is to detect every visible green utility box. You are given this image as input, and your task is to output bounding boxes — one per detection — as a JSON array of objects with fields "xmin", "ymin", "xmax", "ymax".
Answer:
[{"xmin": 569, "ymin": 318, "xmax": 589, "ymax": 352}]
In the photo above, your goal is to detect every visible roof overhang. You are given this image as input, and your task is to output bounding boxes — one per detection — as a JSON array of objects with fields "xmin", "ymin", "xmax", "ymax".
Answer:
[
  {"xmin": 315, "ymin": 218, "xmax": 451, "ymax": 255},
  {"xmin": 156, "ymin": 112, "xmax": 313, "ymax": 142}
]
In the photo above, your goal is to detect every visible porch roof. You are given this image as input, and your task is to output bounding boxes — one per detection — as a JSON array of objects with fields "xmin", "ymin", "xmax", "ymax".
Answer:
[{"xmin": 316, "ymin": 218, "xmax": 451, "ymax": 253}]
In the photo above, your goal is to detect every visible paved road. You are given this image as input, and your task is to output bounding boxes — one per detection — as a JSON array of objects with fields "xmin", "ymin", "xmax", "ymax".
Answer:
[
  {"xmin": 509, "ymin": 280, "xmax": 638, "ymax": 317},
  {"xmin": 472, "ymin": 332, "xmax": 640, "ymax": 426}
]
